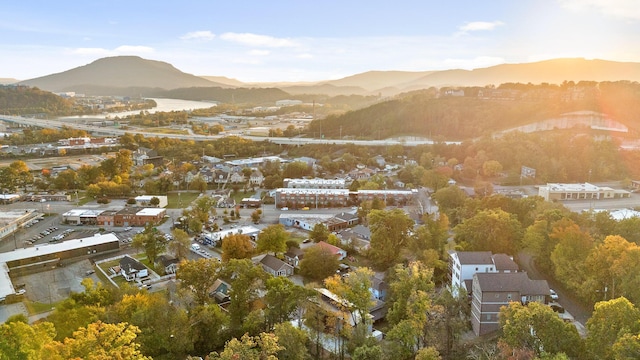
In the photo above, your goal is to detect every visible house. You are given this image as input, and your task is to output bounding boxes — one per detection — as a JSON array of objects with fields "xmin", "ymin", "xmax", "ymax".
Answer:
[
  {"xmin": 249, "ymin": 170, "xmax": 264, "ymax": 186},
  {"xmin": 210, "ymin": 278, "xmax": 231, "ymax": 304},
  {"xmin": 370, "ymin": 276, "xmax": 388, "ymax": 301},
  {"xmin": 230, "ymin": 171, "xmax": 246, "ymax": 184},
  {"xmin": 155, "ymin": 255, "xmax": 179, "ymax": 275},
  {"xmin": 471, "ymin": 272, "xmax": 550, "ymax": 336},
  {"xmin": 316, "ymin": 241, "xmax": 347, "ymax": 261},
  {"xmin": 335, "ymin": 212, "xmax": 359, "ymax": 227},
  {"xmin": 284, "ymin": 247, "xmax": 304, "ymax": 267},
  {"xmin": 351, "ymin": 225, "xmax": 371, "ymax": 241},
  {"xmin": 119, "ymin": 255, "xmax": 149, "ymax": 281},
  {"xmin": 259, "ymin": 254, "xmax": 294, "ymax": 277},
  {"xmin": 449, "ymin": 251, "xmax": 521, "ymax": 297}
]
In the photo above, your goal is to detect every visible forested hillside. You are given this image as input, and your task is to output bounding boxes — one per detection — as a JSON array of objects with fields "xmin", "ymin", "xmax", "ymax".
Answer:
[
  {"xmin": 0, "ymin": 85, "xmax": 74, "ymax": 115},
  {"xmin": 310, "ymin": 81, "xmax": 640, "ymax": 140}
]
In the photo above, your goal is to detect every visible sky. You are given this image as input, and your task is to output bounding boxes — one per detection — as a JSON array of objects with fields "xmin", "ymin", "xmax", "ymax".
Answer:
[{"xmin": 2, "ymin": 0, "xmax": 640, "ymax": 83}]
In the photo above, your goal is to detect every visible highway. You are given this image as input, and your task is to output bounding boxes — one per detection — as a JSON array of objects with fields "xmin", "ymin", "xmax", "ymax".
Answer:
[{"xmin": 0, "ymin": 114, "xmax": 461, "ymax": 147}]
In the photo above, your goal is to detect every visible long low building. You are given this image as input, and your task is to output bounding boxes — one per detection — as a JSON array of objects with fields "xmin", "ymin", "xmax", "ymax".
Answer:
[
  {"xmin": 538, "ymin": 182, "xmax": 631, "ymax": 201},
  {"xmin": 63, "ymin": 207, "xmax": 166, "ymax": 227},
  {"xmin": 274, "ymin": 188, "xmax": 418, "ymax": 208},
  {"xmin": 0, "ymin": 233, "xmax": 120, "ymax": 301}
]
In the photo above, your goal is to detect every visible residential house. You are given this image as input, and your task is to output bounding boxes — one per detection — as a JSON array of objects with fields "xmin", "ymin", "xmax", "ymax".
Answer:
[
  {"xmin": 259, "ymin": 254, "xmax": 294, "ymax": 277},
  {"xmin": 317, "ymin": 241, "xmax": 347, "ymax": 261},
  {"xmin": 370, "ymin": 276, "xmax": 388, "ymax": 301},
  {"xmin": 449, "ymin": 251, "xmax": 521, "ymax": 297},
  {"xmin": 229, "ymin": 170, "xmax": 246, "ymax": 184},
  {"xmin": 351, "ymin": 225, "xmax": 371, "ymax": 241},
  {"xmin": 155, "ymin": 255, "xmax": 179, "ymax": 275},
  {"xmin": 249, "ymin": 170, "xmax": 264, "ymax": 186},
  {"xmin": 284, "ymin": 247, "xmax": 304, "ymax": 267},
  {"xmin": 210, "ymin": 278, "xmax": 231, "ymax": 304},
  {"xmin": 335, "ymin": 212, "xmax": 359, "ymax": 227},
  {"xmin": 119, "ymin": 255, "xmax": 149, "ymax": 282},
  {"xmin": 471, "ymin": 272, "xmax": 550, "ymax": 336}
]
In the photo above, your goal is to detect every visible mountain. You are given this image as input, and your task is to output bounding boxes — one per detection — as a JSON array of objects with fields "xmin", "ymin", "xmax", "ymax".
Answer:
[
  {"xmin": 199, "ymin": 76, "xmax": 242, "ymax": 88},
  {"xmin": 399, "ymin": 58, "xmax": 640, "ymax": 90},
  {"xmin": 19, "ymin": 56, "xmax": 227, "ymax": 93},
  {"xmin": 0, "ymin": 78, "xmax": 19, "ymax": 85}
]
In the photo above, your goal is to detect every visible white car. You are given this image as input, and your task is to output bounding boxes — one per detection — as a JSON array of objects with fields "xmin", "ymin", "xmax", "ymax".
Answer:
[{"xmin": 550, "ymin": 289, "xmax": 559, "ymax": 300}]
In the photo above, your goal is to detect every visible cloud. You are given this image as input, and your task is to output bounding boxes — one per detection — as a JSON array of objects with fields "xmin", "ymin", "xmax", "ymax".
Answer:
[
  {"xmin": 180, "ymin": 30, "xmax": 215, "ymax": 41},
  {"xmin": 72, "ymin": 47, "xmax": 112, "ymax": 55},
  {"xmin": 249, "ymin": 50, "xmax": 270, "ymax": 56},
  {"xmin": 297, "ymin": 53, "xmax": 313, "ymax": 59},
  {"xmin": 71, "ymin": 45, "xmax": 154, "ymax": 56},
  {"xmin": 114, "ymin": 45, "xmax": 154, "ymax": 53},
  {"xmin": 559, "ymin": 0, "xmax": 640, "ymax": 20},
  {"xmin": 458, "ymin": 21, "xmax": 504, "ymax": 33},
  {"xmin": 220, "ymin": 32, "xmax": 296, "ymax": 47}
]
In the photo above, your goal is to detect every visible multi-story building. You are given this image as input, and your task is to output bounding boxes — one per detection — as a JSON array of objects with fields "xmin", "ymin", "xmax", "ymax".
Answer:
[
  {"xmin": 275, "ymin": 188, "xmax": 350, "ymax": 208},
  {"xmin": 449, "ymin": 251, "xmax": 519, "ymax": 297},
  {"xmin": 284, "ymin": 178, "xmax": 346, "ymax": 189},
  {"xmin": 471, "ymin": 272, "xmax": 550, "ymax": 336}
]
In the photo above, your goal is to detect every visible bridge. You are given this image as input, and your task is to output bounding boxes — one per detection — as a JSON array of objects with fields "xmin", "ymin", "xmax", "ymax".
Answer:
[{"xmin": 0, "ymin": 115, "xmax": 460, "ymax": 147}]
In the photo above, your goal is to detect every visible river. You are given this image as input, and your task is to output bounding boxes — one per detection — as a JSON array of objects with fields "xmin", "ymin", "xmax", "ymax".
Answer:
[{"xmin": 60, "ymin": 98, "xmax": 216, "ymax": 120}]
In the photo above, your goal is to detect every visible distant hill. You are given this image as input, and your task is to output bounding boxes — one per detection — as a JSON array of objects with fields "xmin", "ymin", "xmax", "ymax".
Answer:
[
  {"xmin": 401, "ymin": 58, "xmax": 640, "ymax": 89},
  {"xmin": 19, "ymin": 56, "xmax": 226, "ymax": 93},
  {"xmin": 0, "ymin": 78, "xmax": 19, "ymax": 85},
  {"xmin": 199, "ymin": 76, "xmax": 242, "ymax": 88}
]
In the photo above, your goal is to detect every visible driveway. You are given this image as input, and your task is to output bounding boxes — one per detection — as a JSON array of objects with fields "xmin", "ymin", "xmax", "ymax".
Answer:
[{"xmin": 517, "ymin": 251, "xmax": 592, "ymax": 333}]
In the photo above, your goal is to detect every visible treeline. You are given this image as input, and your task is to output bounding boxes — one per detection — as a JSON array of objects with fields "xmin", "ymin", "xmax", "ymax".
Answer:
[
  {"xmin": 149, "ymin": 87, "xmax": 290, "ymax": 105},
  {"xmin": 309, "ymin": 81, "xmax": 640, "ymax": 140},
  {"xmin": 1, "ymin": 126, "xmax": 90, "ymax": 146},
  {"xmin": 0, "ymin": 86, "xmax": 75, "ymax": 115}
]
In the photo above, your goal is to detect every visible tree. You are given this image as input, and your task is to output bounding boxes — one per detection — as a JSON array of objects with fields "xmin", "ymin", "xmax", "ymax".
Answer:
[
  {"xmin": 149, "ymin": 196, "xmax": 160, "ymax": 207},
  {"xmin": 189, "ymin": 304, "xmax": 229, "ymax": 354},
  {"xmin": 264, "ymin": 277, "xmax": 311, "ymax": 330},
  {"xmin": 453, "ymin": 209, "xmax": 523, "ymax": 255},
  {"xmin": 299, "ymin": 245, "xmax": 340, "ymax": 282},
  {"xmin": 169, "ymin": 228, "xmax": 191, "ymax": 260},
  {"xmin": 54, "ymin": 321, "xmax": 151, "ymax": 360},
  {"xmin": 251, "ymin": 209, "xmax": 262, "ymax": 224},
  {"xmin": 550, "ymin": 220, "xmax": 593, "ymax": 293},
  {"xmin": 256, "ymin": 224, "xmax": 289, "ymax": 255},
  {"xmin": 209, "ymin": 333, "xmax": 282, "ymax": 360},
  {"xmin": 499, "ymin": 301, "xmax": 583, "ymax": 359},
  {"xmin": 223, "ymin": 259, "xmax": 268, "ymax": 336},
  {"xmin": 368, "ymin": 209, "xmax": 414, "ymax": 269},
  {"xmin": 221, "ymin": 233, "xmax": 254, "ymax": 261},
  {"xmin": 274, "ymin": 322, "xmax": 310, "ymax": 360},
  {"xmin": 310, "ymin": 223, "xmax": 330, "ymax": 243},
  {"xmin": 324, "ymin": 267, "xmax": 375, "ymax": 328},
  {"xmin": 586, "ymin": 297, "xmax": 640, "ymax": 360},
  {"xmin": 176, "ymin": 258, "xmax": 222, "ymax": 305},
  {"xmin": 0, "ymin": 320, "xmax": 58, "ymax": 360},
  {"xmin": 131, "ymin": 224, "xmax": 166, "ymax": 264}
]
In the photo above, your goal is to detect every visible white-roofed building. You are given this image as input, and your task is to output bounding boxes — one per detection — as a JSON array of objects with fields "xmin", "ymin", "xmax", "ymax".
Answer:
[
  {"xmin": 135, "ymin": 195, "xmax": 168, "ymax": 208},
  {"xmin": 538, "ymin": 183, "xmax": 630, "ymax": 201},
  {"xmin": 275, "ymin": 188, "xmax": 350, "ymax": 209},
  {"xmin": 202, "ymin": 226, "xmax": 261, "ymax": 246},
  {"xmin": 0, "ymin": 233, "xmax": 120, "ymax": 301}
]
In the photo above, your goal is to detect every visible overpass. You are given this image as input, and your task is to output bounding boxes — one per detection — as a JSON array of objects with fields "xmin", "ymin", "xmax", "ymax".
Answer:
[{"xmin": 0, "ymin": 115, "xmax": 461, "ymax": 147}]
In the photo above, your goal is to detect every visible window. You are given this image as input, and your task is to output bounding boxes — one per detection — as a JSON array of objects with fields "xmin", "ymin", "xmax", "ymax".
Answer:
[
  {"xmin": 507, "ymin": 293, "xmax": 512, "ymax": 300},
  {"xmin": 475, "ymin": 267, "xmax": 479, "ymax": 271}
]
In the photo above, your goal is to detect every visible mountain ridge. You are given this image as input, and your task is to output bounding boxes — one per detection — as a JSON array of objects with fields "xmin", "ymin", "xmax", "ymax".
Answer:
[{"xmin": 15, "ymin": 56, "xmax": 640, "ymax": 97}]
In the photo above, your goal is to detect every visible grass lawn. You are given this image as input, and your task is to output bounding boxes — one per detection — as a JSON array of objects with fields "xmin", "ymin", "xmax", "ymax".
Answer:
[
  {"xmin": 167, "ymin": 191, "xmax": 200, "ymax": 208},
  {"xmin": 25, "ymin": 300, "xmax": 62, "ymax": 315},
  {"xmin": 230, "ymin": 189, "xmax": 256, "ymax": 204}
]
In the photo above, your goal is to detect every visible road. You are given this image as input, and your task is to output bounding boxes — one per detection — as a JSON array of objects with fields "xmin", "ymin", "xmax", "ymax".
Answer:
[
  {"xmin": 517, "ymin": 250, "xmax": 590, "ymax": 335},
  {"xmin": 0, "ymin": 114, "xmax": 460, "ymax": 147}
]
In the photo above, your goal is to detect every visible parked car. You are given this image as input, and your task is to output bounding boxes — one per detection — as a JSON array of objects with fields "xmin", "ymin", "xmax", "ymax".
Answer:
[{"xmin": 550, "ymin": 289, "xmax": 559, "ymax": 300}]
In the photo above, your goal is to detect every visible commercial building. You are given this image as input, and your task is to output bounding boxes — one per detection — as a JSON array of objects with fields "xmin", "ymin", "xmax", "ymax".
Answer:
[
  {"xmin": 0, "ymin": 233, "xmax": 120, "ymax": 301},
  {"xmin": 284, "ymin": 178, "xmax": 346, "ymax": 189},
  {"xmin": 538, "ymin": 183, "xmax": 630, "ymax": 201}
]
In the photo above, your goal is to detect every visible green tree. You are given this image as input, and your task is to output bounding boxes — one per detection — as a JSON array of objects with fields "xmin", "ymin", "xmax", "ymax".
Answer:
[
  {"xmin": 223, "ymin": 259, "xmax": 268, "ymax": 336},
  {"xmin": 189, "ymin": 304, "xmax": 229, "ymax": 354},
  {"xmin": 55, "ymin": 321, "xmax": 151, "ymax": 360},
  {"xmin": 550, "ymin": 220, "xmax": 593, "ymax": 293},
  {"xmin": 256, "ymin": 224, "xmax": 289, "ymax": 255},
  {"xmin": 221, "ymin": 233, "xmax": 254, "ymax": 261},
  {"xmin": 131, "ymin": 224, "xmax": 166, "ymax": 264},
  {"xmin": 431, "ymin": 186, "xmax": 468, "ymax": 224},
  {"xmin": 0, "ymin": 320, "xmax": 58, "ymax": 360},
  {"xmin": 368, "ymin": 209, "xmax": 414, "ymax": 269},
  {"xmin": 324, "ymin": 267, "xmax": 375, "ymax": 327},
  {"xmin": 453, "ymin": 208, "xmax": 523, "ymax": 255},
  {"xmin": 299, "ymin": 245, "xmax": 340, "ymax": 282},
  {"xmin": 499, "ymin": 301, "xmax": 583, "ymax": 358},
  {"xmin": 209, "ymin": 333, "xmax": 282, "ymax": 360},
  {"xmin": 586, "ymin": 297, "xmax": 640, "ymax": 360},
  {"xmin": 176, "ymin": 258, "xmax": 222, "ymax": 305},
  {"xmin": 149, "ymin": 196, "xmax": 160, "ymax": 207},
  {"xmin": 310, "ymin": 223, "xmax": 330, "ymax": 243},
  {"xmin": 169, "ymin": 228, "xmax": 191, "ymax": 261},
  {"xmin": 264, "ymin": 277, "xmax": 311, "ymax": 330},
  {"xmin": 274, "ymin": 322, "xmax": 310, "ymax": 360}
]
